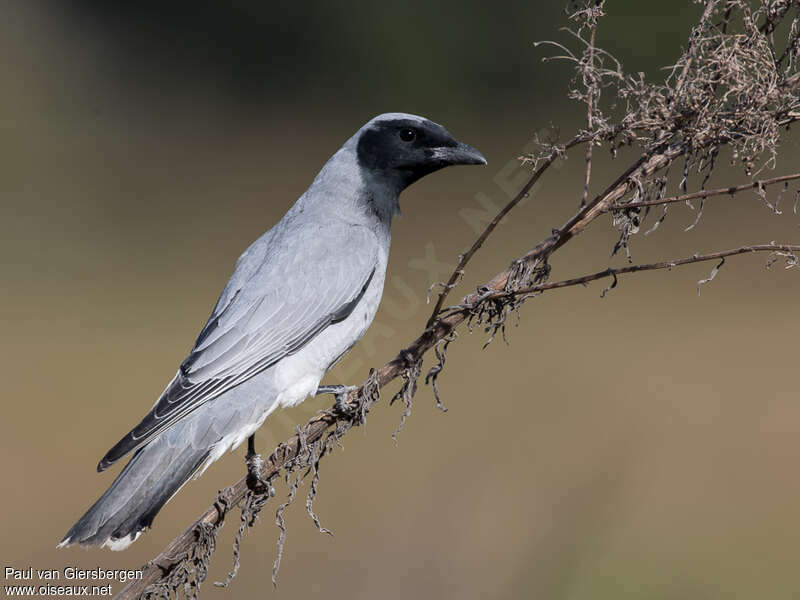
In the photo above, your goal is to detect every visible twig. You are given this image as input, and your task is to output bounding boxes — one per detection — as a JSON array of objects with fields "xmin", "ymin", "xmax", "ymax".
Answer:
[
  {"xmin": 491, "ymin": 244, "xmax": 800, "ymax": 299},
  {"xmin": 424, "ymin": 131, "xmax": 592, "ymax": 328},
  {"xmin": 672, "ymin": 0, "xmax": 718, "ymax": 102},
  {"xmin": 581, "ymin": 25, "xmax": 598, "ymax": 208},
  {"xmin": 605, "ymin": 173, "xmax": 800, "ymax": 211}
]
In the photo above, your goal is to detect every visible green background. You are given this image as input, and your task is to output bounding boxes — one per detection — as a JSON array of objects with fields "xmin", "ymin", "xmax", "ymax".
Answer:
[{"xmin": 2, "ymin": 2, "xmax": 800, "ymax": 598}]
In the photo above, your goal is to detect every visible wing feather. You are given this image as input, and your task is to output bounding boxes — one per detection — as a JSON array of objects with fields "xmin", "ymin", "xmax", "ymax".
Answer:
[{"xmin": 98, "ymin": 224, "xmax": 379, "ymax": 471}]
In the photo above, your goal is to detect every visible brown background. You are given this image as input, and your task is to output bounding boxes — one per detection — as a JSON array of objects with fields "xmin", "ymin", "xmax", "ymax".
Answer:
[{"xmin": 2, "ymin": 2, "xmax": 800, "ymax": 598}]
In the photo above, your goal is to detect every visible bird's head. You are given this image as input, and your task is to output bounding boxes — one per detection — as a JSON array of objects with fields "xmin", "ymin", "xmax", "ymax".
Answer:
[{"xmin": 355, "ymin": 113, "xmax": 486, "ymax": 191}]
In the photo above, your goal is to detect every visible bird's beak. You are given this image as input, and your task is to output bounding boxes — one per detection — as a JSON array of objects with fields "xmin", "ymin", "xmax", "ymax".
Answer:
[{"xmin": 433, "ymin": 142, "xmax": 487, "ymax": 166}]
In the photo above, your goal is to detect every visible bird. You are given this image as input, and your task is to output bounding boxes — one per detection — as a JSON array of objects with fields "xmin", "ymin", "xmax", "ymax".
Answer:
[{"xmin": 58, "ymin": 112, "xmax": 486, "ymax": 550}]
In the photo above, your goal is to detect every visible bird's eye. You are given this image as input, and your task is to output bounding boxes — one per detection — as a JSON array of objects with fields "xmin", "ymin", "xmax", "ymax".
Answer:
[{"xmin": 398, "ymin": 128, "xmax": 416, "ymax": 142}]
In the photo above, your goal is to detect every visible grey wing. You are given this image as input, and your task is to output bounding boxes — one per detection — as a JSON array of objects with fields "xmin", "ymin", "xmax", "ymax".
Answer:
[{"xmin": 98, "ymin": 224, "xmax": 379, "ymax": 471}]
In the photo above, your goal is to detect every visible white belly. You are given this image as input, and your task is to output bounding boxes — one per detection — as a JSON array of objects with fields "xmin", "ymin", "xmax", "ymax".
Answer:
[
  {"xmin": 198, "ymin": 247, "xmax": 388, "ymax": 472},
  {"xmin": 272, "ymin": 252, "xmax": 387, "ymax": 408}
]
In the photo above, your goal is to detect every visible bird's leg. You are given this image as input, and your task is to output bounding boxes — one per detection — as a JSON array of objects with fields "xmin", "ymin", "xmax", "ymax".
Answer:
[
  {"xmin": 316, "ymin": 384, "xmax": 358, "ymax": 417},
  {"xmin": 244, "ymin": 434, "xmax": 267, "ymax": 494},
  {"xmin": 247, "ymin": 434, "xmax": 257, "ymax": 457}
]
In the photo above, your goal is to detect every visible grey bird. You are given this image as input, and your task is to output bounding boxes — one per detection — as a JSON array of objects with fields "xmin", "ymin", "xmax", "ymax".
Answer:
[{"xmin": 58, "ymin": 112, "xmax": 486, "ymax": 550}]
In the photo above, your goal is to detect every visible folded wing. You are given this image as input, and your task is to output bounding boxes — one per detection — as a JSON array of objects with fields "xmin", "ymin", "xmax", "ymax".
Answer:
[{"xmin": 98, "ymin": 224, "xmax": 379, "ymax": 471}]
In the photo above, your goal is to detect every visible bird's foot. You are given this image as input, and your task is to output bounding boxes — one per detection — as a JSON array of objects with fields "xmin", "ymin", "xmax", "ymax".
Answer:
[
  {"xmin": 245, "ymin": 435, "xmax": 268, "ymax": 495},
  {"xmin": 245, "ymin": 454, "xmax": 268, "ymax": 495},
  {"xmin": 316, "ymin": 384, "xmax": 358, "ymax": 418}
]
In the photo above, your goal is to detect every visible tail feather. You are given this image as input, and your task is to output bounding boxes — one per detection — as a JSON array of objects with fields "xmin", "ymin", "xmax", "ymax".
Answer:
[
  {"xmin": 59, "ymin": 437, "xmax": 209, "ymax": 551},
  {"xmin": 60, "ymin": 371, "xmax": 279, "ymax": 550}
]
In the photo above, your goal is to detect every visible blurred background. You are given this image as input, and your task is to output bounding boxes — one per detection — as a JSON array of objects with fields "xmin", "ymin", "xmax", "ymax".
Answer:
[{"xmin": 2, "ymin": 1, "xmax": 800, "ymax": 598}]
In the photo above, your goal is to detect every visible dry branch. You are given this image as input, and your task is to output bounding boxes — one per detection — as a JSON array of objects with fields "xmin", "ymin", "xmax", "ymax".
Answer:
[
  {"xmin": 116, "ymin": 2, "xmax": 800, "ymax": 598},
  {"xmin": 606, "ymin": 173, "xmax": 800, "ymax": 211},
  {"xmin": 490, "ymin": 244, "xmax": 800, "ymax": 300},
  {"xmin": 118, "ymin": 148, "xmax": 798, "ymax": 599},
  {"xmin": 424, "ymin": 130, "xmax": 593, "ymax": 328}
]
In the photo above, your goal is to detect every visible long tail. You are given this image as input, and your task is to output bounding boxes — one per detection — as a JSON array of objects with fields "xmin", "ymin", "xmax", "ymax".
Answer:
[{"xmin": 58, "ymin": 433, "xmax": 210, "ymax": 551}]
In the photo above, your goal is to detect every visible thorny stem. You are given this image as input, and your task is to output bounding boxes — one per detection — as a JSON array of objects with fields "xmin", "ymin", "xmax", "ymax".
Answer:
[
  {"xmin": 499, "ymin": 84, "xmax": 800, "ymax": 282},
  {"xmin": 424, "ymin": 131, "xmax": 593, "ymax": 328},
  {"xmin": 673, "ymin": 0, "xmax": 718, "ymax": 100},
  {"xmin": 605, "ymin": 172, "xmax": 800, "ymax": 211},
  {"xmin": 117, "ymin": 4, "xmax": 800, "ymax": 598},
  {"xmin": 481, "ymin": 244, "xmax": 800, "ymax": 300},
  {"xmin": 118, "ymin": 136, "xmax": 796, "ymax": 600},
  {"xmin": 581, "ymin": 25, "xmax": 598, "ymax": 208},
  {"xmin": 429, "ymin": 3, "xmax": 800, "ymax": 329}
]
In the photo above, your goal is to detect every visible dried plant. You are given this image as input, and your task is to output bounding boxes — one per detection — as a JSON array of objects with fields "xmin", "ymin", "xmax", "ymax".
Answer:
[{"xmin": 119, "ymin": 2, "xmax": 800, "ymax": 597}]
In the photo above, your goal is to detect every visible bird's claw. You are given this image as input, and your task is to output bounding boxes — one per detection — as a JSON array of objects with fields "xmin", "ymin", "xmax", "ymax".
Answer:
[
  {"xmin": 316, "ymin": 384, "xmax": 358, "ymax": 418},
  {"xmin": 332, "ymin": 396, "xmax": 354, "ymax": 418}
]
